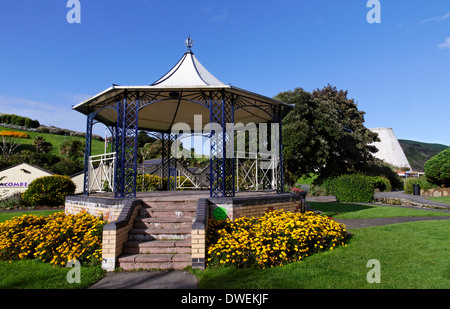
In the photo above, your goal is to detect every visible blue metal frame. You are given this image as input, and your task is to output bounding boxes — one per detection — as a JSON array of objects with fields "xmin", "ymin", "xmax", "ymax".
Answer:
[
  {"xmin": 114, "ymin": 91, "xmax": 139, "ymax": 198},
  {"xmin": 161, "ymin": 132, "xmax": 177, "ymax": 191},
  {"xmin": 276, "ymin": 106, "xmax": 285, "ymax": 193},
  {"xmin": 82, "ymin": 112, "xmax": 94, "ymax": 195},
  {"xmin": 209, "ymin": 91, "xmax": 235, "ymax": 198}
]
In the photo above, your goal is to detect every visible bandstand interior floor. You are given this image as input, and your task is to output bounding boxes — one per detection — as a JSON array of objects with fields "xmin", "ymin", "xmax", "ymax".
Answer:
[{"xmin": 85, "ymin": 190, "xmax": 281, "ymax": 201}]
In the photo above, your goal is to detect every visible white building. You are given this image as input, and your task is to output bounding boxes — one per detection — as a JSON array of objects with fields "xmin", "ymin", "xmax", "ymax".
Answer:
[
  {"xmin": 370, "ymin": 127, "xmax": 412, "ymax": 171},
  {"xmin": 0, "ymin": 162, "xmax": 54, "ymax": 199}
]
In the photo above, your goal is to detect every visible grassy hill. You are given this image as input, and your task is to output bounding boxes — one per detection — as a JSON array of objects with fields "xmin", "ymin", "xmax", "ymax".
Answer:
[
  {"xmin": 398, "ymin": 139, "xmax": 449, "ymax": 172},
  {"xmin": 0, "ymin": 126, "xmax": 108, "ymax": 157}
]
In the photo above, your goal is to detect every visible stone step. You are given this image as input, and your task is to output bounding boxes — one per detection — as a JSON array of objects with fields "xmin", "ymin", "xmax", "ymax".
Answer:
[
  {"xmin": 117, "ymin": 199, "xmax": 197, "ymax": 270},
  {"xmin": 128, "ymin": 227, "xmax": 192, "ymax": 241},
  {"xmin": 133, "ymin": 217, "xmax": 193, "ymax": 229},
  {"xmin": 122, "ymin": 240, "xmax": 191, "ymax": 255},
  {"xmin": 118, "ymin": 253, "xmax": 191, "ymax": 270},
  {"xmin": 138, "ymin": 205, "xmax": 196, "ymax": 219}
]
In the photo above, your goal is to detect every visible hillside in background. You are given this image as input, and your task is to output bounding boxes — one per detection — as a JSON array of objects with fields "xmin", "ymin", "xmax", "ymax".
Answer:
[
  {"xmin": 398, "ymin": 139, "xmax": 449, "ymax": 172},
  {"xmin": 0, "ymin": 126, "xmax": 107, "ymax": 157}
]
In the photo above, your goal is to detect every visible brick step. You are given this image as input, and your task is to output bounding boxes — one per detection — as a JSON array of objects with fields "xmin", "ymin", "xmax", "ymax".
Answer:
[
  {"xmin": 133, "ymin": 217, "xmax": 193, "ymax": 229},
  {"xmin": 129, "ymin": 227, "xmax": 192, "ymax": 241},
  {"xmin": 118, "ymin": 253, "xmax": 191, "ymax": 270},
  {"xmin": 123, "ymin": 239, "xmax": 191, "ymax": 254}
]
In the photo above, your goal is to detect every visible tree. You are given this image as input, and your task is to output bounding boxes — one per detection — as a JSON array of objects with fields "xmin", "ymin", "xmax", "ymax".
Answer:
[
  {"xmin": 0, "ymin": 136, "xmax": 20, "ymax": 159},
  {"xmin": 59, "ymin": 139, "xmax": 85, "ymax": 160},
  {"xmin": 32, "ymin": 136, "xmax": 52, "ymax": 154},
  {"xmin": 424, "ymin": 148, "xmax": 450, "ymax": 187},
  {"xmin": 276, "ymin": 85, "xmax": 379, "ymax": 183}
]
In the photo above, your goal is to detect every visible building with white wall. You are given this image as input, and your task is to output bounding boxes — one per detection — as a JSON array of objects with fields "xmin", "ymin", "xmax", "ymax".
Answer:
[
  {"xmin": 370, "ymin": 127, "xmax": 412, "ymax": 171},
  {"xmin": 0, "ymin": 162, "xmax": 54, "ymax": 199}
]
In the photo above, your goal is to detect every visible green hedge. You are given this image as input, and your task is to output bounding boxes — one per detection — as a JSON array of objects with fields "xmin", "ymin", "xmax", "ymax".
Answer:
[
  {"xmin": 322, "ymin": 174, "xmax": 376, "ymax": 203},
  {"xmin": 0, "ymin": 113, "xmax": 40, "ymax": 128},
  {"xmin": 404, "ymin": 177, "xmax": 438, "ymax": 194}
]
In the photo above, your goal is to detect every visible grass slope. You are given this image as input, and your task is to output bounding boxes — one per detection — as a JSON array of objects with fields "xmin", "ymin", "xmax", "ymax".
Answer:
[{"xmin": 0, "ymin": 126, "xmax": 108, "ymax": 157}]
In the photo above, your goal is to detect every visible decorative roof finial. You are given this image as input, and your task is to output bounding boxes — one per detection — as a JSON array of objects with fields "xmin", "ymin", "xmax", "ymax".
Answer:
[{"xmin": 185, "ymin": 35, "xmax": 194, "ymax": 51}]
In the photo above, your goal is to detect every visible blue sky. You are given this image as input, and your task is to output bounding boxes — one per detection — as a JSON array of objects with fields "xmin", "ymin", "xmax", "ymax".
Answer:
[{"xmin": 0, "ymin": 0, "xmax": 449, "ymax": 146}]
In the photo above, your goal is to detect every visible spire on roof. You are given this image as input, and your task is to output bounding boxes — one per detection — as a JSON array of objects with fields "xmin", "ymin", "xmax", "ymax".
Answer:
[
  {"xmin": 151, "ymin": 36, "xmax": 225, "ymax": 87},
  {"xmin": 185, "ymin": 34, "xmax": 194, "ymax": 53}
]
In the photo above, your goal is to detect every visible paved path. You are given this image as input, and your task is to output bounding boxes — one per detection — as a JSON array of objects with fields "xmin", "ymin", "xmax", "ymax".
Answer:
[
  {"xmin": 374, "ymin": 191, "xmax": 450, "ymax": 209},
  {"xmin": 88, "ymin": 270, "xmax": 198, "ymax": 289},
  {"xmin": 334, "ymin": 216, "xmax": 450, "ymax": 229}
]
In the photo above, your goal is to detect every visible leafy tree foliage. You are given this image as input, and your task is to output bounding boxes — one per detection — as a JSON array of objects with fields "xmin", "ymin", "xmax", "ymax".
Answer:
[
  {"xmin": 59, "ymin": 140, "xmax": 85, "ymax": 160},
  {"xmin": 32, "ymin": 136, "xmax": 52, "ymax": 154},
  {"xmin": 276, "ymin": 85, "xmax": 379, "ymax": 183},
  {"xmin": 424, "ymin": 148, "xmax": 450, "ymax": 187}
]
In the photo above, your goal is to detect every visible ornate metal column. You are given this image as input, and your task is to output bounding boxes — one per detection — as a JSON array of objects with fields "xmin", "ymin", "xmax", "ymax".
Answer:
[
  {"xmin": 114, "ymin": 91, "xmax": 140, "ymax": 198},
  {"xmin": 82, "ymin": 112, "xmax": 95, "ymax": 195},
  {"xmin": 209, "ymin": 91, "xmax": 235, "ymax": 198},
  {"xmin": 276, "ymin": 106, "xmax": 284, "ymax": 193},
  {"xmin": 161, "ymin": 132, "xmax": 177, "ymax": 191}
]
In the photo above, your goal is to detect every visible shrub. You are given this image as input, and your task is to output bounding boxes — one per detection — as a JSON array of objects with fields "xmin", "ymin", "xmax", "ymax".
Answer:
[
  {"xmin": 404, "ymin": 177, "xmax": 438, "ymax": 194},
  {"xmin": 323, "ymin": 174, "xmax": 375, "ymax": 203},
  {"xmin": 22, "ymin": 175, "xmax": 76, "ymax": 206},
  {"xmin": 137, "ymin": 174, "xmax": 161, "ymax": 191},
  {"xmin": 371, "ymin": 176, "xmax": 392, "ymax": 192},
  {"xmin": 0, "ymin": 212, "xmax": 105, "ymax": 266},
  {"xmin": 424, "ymin": 148, "xmax": 450, "ymax": 187},
  {"xmin": 206, "ymin": 210, "xmax": 350, "ymax": 269}
]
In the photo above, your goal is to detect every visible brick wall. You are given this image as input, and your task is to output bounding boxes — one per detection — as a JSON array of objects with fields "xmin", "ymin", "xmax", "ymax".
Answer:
[
  {"xmin": 101, "ymin": 199, "xmax": 142, "ymax": 271},
  {"xmin": 191, "ymin": 198, "xmax": 209, "ymax": 269}
]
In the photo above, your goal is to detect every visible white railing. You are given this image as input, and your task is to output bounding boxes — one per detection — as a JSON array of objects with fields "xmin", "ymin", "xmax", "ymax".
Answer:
[
  {"xmin": 235, "ymin": 151, "xmax": 278, "ymax": 191},
  {"xmin": 88, "ymin": 152, "xmax": 116, "ymax": 193}
]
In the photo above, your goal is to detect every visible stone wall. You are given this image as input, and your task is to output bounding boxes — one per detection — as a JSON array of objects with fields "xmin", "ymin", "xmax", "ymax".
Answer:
[
  {"xmin": 209, "ymin": 193, "xmax": 304, "ymax": 221},
  {"xmin": 65, "ymin": 196, "xmax": 128, "ymax": 222},
  {"xmin": 420, "ymin": 188, "xmax": 450, "ymax": 197}
]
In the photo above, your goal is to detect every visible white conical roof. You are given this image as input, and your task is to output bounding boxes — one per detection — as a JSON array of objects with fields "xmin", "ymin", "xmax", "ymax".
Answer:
[
  {"xmin": 151, "ymin": 50, "xmax": 225, "ymax": 87},
  {"xmin": 370, "ymin": 127, "xmax": 412, "ymax": 170}
]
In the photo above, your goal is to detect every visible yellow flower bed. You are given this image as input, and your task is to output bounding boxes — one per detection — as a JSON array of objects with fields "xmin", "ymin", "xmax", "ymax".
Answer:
[
  {"xmin": 206, "ymin": 210, "xmax": 350, "ymax": 269},
  {"xmin": 0, "ymin": 212, "xmax": 105, "ymax": 266},
  {"xmin": 0, "ymin": 130, "xmax": 29, "ymax": 138}
]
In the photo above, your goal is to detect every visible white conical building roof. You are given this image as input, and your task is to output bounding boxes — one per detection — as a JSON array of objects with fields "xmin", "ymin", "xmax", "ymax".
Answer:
[{"xmin": 370, "ymin": 127, "xmax": 412, "ymax": 170}]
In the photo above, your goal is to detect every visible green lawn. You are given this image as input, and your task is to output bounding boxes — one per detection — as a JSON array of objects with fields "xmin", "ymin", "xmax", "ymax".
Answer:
[
  {"xmin": 194, "ymin": 202, "xmax": 450, "ymax": 289},
  {"xmin": 1, "ymin": 204, "xmax": 450, "ymax": 289},
  {"xmin": 427, "ymin": 196, "xmax": 450, "ymax": 205},
  {"xmin": 195, "ymin": 220, "xmax": 449, "ymax": 289},
  {"xmin": 0, "ymin": 259, "xmax": 105, "ymax": 289},
  {"xmin": 0, "ymin": 209, "xmax": 63, "ymax": 223},
  {"xmin": 0, "ymin": 126, "xmax": 107, "ymax": 157}
]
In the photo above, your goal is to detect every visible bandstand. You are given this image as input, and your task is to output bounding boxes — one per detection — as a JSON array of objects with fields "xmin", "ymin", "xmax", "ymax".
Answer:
[
  {"xmin": 68, "ymin": 38, "xmax": 305, "ymax": 271},
  {"xmin": 73, "ymin": 37, "xmax": 293, "ymax": 199}
]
